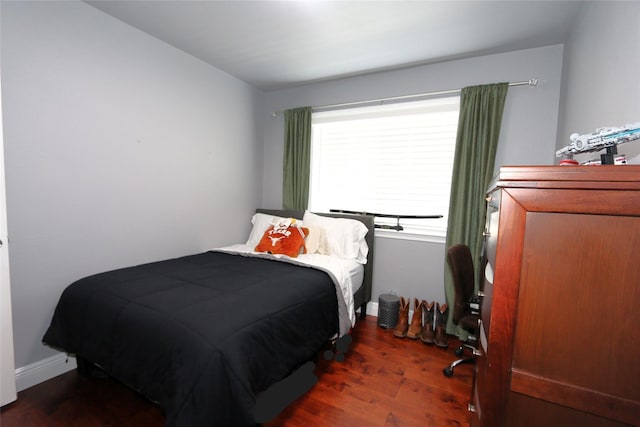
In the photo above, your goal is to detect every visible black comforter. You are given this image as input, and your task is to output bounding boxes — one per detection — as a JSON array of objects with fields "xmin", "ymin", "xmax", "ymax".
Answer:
[{"xmin": 43, "ymin": 251, "xmax": 339, "ymax": 426}]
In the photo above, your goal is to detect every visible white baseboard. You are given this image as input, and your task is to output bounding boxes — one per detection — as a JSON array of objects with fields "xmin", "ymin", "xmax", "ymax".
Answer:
[
  {"xmin": 366, "ymin": 301, "xmax": 379, "ymax": 317},
  {"xmin": 365, "ymin": 301, "xmax": 414, "ymax": 320},
  {"xmin": 355, "ymin": 301, "xmax": 379, "ymax": 317},
  {"xmin": 15, "ymin": 353, "xmax": 77, "ymax": 392}
]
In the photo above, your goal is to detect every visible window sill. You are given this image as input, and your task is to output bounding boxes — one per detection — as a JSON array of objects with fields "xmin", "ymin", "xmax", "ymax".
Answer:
[{"xmin": 375, "ymin": 229, "xmax": 446, "ymax": 244}]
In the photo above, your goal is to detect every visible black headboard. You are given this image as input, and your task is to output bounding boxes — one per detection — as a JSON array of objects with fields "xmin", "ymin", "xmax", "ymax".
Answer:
[{"xmin": 255, "ymin": 209, "xmax": 375, "ymax": 319}]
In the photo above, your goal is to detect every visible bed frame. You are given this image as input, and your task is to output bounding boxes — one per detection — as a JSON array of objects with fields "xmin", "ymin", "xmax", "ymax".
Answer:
[{"xmin": 256, "ymin": 209, "xmax": 374, "ymax": 320}]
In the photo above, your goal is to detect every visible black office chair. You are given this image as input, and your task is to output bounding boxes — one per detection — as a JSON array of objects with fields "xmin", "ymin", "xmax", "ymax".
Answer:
[{"xmin": 443, "ymin": 244, "xmax": 480, "ymax": 377}]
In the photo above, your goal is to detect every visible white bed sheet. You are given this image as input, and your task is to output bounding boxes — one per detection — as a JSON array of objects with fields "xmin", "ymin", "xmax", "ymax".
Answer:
[
  {"xmin": 212, "ymin": 244, "xmax": 362, "ymax": 336},
  {"xmin": 349, "ymin": 261, "xmax": 364, "ymax": 294}
]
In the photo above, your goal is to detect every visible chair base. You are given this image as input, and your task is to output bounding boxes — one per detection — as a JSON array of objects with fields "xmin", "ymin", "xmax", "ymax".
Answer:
[
  {"xmin": 454, "ymin": 342, "xmax": 476, "ymax": 357},
  {"xmin": 443, "ymin": 356, "xmax": 475, "ymax": 377}
]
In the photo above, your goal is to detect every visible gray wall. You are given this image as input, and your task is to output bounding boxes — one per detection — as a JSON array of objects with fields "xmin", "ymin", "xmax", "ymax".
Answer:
[
  {"xmin": 1, "ymin": 1, "xmax": 263, "ymax": 369},
  {"xmin": 5, "ymin": 0, "xmax": 637, "ymax": 384},
  {"xmin": 557, "ymin": 1, "xmax": 640, "ymax": 164},
  {"xmin": 262, "ymin": 45, "xmax": 564, "ymax": 306}
]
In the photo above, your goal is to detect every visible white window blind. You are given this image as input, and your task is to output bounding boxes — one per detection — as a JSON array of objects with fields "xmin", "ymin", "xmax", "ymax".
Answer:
[{"xmin": 309, "ymin": 96, "xmax": 460, "ymax": 238}]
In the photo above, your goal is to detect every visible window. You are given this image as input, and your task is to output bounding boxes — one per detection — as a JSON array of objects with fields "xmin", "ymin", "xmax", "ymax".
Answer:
[{"xmin": 309, "ymin": 96, "xmax": 460, "ymax": 240}]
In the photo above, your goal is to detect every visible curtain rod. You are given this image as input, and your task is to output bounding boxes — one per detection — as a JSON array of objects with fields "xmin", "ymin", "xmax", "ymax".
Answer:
[{"xmin": 272, "ymin": 78, "xmax": 538, "ymax": 117}]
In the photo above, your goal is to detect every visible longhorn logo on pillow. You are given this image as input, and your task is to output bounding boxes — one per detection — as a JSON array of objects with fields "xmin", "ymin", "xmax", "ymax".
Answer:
[
  {"xmin": 268, "ymin": 222, "xmax": 294, "ymax": 246},
  {"xmin": 255, "ymin": 219, "xmax": 309, "ymax": 257}
]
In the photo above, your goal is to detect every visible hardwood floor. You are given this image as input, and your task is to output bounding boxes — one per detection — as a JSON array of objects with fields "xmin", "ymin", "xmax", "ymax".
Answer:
[{"xmin": 0, "ymin": 316, "xmax": 473, "ymax": 426}]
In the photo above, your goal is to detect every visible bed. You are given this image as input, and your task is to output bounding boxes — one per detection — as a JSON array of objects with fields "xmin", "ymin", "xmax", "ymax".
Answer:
[{"xmin": 42, "ymin": 209, "xmax": 374, "ymax": 427}]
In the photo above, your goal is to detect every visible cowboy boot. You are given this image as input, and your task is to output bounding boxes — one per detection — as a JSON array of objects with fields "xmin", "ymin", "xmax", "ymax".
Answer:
[
  {"xmin": 393, "ymin": 297, "xmax": 410, "ymax": 338},
  {"xmin": 407, "ymin": 298, "xmax": 424, "ymax": 339},
  {"xmin": 434, "ymin": 303, "xmax": 449, "ymax": 348},
  {"xmin": 420, "ymin": 301, "xmax": 435, "ymax": 344}
]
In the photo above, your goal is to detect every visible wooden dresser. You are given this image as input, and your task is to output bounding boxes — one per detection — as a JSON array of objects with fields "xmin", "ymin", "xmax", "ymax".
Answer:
[{"xmin": 471, "ymin": 165, "xmax": 640, "ymax": 427}]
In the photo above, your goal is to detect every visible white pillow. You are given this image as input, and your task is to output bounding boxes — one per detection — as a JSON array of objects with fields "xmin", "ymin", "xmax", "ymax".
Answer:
[
  {"xmin": 302, "ymin": 211, "xmax": 369, "ymax": 264},
  {"xmin": 246, "ymin": 213, "xmax": 292, "ymax": 248},
  {"xmin": 305, "ymin": 225, "xmax": 330, "ymax": 255}
]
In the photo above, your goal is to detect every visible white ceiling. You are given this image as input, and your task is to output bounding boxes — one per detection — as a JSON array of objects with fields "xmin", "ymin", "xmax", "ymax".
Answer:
[{"xmin": 86, "ymin": 0, "xmax": 585, "ymax": 91}]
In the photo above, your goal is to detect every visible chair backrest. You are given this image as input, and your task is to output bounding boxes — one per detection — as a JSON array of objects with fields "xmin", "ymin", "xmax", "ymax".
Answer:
[{"xmin": 447, "ymin": 244, "xmax": 475, "ymax": 324}]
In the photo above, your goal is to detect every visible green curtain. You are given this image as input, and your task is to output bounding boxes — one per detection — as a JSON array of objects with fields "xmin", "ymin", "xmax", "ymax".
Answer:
[
  {"xmin": 282, "ymin": 107, "xmax": 312, "ymax": 210},
  {"xmin": 444, "ymin": 83, "xmax": 508, "ymax": 336}
]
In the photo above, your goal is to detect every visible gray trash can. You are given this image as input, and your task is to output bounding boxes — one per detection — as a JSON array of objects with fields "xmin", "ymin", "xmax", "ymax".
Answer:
[{"xmin": 377, "ymin": 293, "xmax": 400, "ymax": 329}]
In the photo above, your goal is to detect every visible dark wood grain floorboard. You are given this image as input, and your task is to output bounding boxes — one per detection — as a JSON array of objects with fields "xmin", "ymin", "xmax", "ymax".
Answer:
[{"xmin": 1, "ymin": 316, "xmax": 472, "ymax": 426}]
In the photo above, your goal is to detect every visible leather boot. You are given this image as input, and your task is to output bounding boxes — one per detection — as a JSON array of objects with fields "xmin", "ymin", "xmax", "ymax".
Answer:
[
  {"xmin": 406, "ymin": 298, "xmax": 423, "ymax": 339},
  {"xmin": 420, "ymin": 301, "xmax": 435, "ymax": 344},
  {"xmin": 434, "ymin": 303, "xmax": 449, "ymax": 348},
  {"xmin": 393, "ymin": 297, "xmax": 409, "ymax": 338}
]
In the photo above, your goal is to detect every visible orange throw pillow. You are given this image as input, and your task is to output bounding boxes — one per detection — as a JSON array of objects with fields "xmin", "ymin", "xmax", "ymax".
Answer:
[{"xmin": 255, "ymin": 224, "xmax": 309, "ymax": 258}]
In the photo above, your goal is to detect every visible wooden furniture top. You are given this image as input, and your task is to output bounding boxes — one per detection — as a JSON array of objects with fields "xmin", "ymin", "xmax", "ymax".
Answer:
[{"xmin": 490, "ymin": 165, "xmax": 640, "ymax": 191}]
